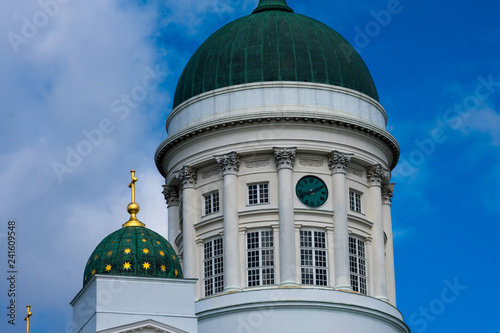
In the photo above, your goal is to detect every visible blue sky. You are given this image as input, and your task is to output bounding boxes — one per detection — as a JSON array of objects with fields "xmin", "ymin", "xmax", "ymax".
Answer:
[{"xmin": 1, "ymin": 0, "xmax": 499, "ymax": 332}]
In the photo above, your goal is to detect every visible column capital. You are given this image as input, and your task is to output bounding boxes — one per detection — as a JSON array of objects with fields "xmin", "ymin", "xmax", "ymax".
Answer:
[
  {"xmin": 162, "ymin": 185, "xmax": 179, "ymax": 207},
  {"xmin": 367, "ymin": 164, "xmax": 390, "ymax": 187},
  {"xmin": 328, "ymin": 150, "xmax": 353, "ymax": 174},
  {"xmin": 382, "ymin": 183, "xmax": 396, "ymax": 205},
  {"xmin": 175, "ymin": 166, "xmax": 197, "ymax": 189},
  {"xmin": 215, "ymin": 151, "xmax": 240, "ymax": 175},
  {"xmin": 273, "ymin": 147, "xmax": 297, "ymax": 170}
]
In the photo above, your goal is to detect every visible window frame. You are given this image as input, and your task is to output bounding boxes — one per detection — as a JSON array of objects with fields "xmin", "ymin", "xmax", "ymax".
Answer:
[
  {"xmin": 246, "ymin": 230, "xmax": 275, "ymax": 287},
  {"xmin": 203, "ymin": 191, "xmax": 220, "ymax": 216},
  {"xmin": 349, "ymin": 236, "xmax": 367, "ymax": 295},
  {"xmin": 247, "ymin": 183, "xmax": 270, "ymax": 206},
  {"xmin": 299, "ymin": 229, "xmax": 328, "ymax": 286},
  {"xmin": 349, "ymin": 189, "xmax": 362, "ymax": 213},
  {"xmin": 203, "ymin": 237, "xmax": 224, "ymax": 297}
]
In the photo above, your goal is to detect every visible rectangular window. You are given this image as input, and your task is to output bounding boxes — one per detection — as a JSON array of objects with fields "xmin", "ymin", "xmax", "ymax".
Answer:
[
  {"xmin": 204, "ymin": 238, "xmax": 224, "ymax": 297},
  {"xmin": 247, "ymin": 230, "xmax": 275, "ymax": 287},
  {"xmin": 204, "ymin": 191, "xmax": 219, "ymax": 215},
  {"xmin": 248, "ymin": 183, "xmax": 269, "ymax": 205},
  {"xmin": 349, "ymin": 237, "xmax": 367, "ymax": 295},
  {"xmin": 300, "ymin": 230, "xmax": 327, "ymax": 286},
  {"xmin": 349, "ymin": 190, "xmax": 362, "ymax": 213}
]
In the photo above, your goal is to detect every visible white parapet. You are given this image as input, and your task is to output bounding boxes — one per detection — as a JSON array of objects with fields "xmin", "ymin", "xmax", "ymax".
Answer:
[{"xmin": 196, "ymin": 288, "xmax": 410, "ymax": 333}]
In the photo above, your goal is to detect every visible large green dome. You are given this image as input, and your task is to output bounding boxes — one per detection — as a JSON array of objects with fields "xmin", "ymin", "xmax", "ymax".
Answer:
[
  {"xmin": 83, "ymin": 226, "xmax": 183, "ymax": 286},
  {"xmin": 172, "ymin": 0, "xmax": 378, "ymax": 109}
]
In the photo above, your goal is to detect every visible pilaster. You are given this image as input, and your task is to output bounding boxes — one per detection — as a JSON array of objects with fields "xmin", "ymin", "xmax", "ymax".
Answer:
[
  {"xmin": 274, "ymin": 147, "xmax": 298, "ymax": 286},
  {"xmin": 162, "ymin": 185, "xmax": 180, "ymax": 252},
  {"xmin": 215, "ymin": 152, "xmax": 242, "ymax": 292},
  {"xmin": 328, "ymin": 150, "xmax": 353, "ymax": 291},
  {"xmin": 367, "ymin": 165, "xmax": 390, "ymax": 301},
  {"xmin": 175, "ymin": 166, "xmax": 198, "ymax": 279}
]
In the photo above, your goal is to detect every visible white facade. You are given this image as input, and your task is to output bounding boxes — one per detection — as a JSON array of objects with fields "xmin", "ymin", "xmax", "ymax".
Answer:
[
  {"xmin": 71, "ymin": 276, "xmax": 198, "ymax": 333},
  {"xmin": 154, "ymin": 81, "xmax": 410, "ymax": 332}
]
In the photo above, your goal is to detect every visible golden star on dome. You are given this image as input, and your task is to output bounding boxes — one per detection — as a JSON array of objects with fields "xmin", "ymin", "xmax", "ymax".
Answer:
[
  {"xmin": 159, "ymin": 251, "xmax": 165, "ymax": 256},
  {"xmin": 142, "ymin": 248, "xmax": 149, "ymax": 254},
  {"xmin": 111, "ymin": 240, "xmax": 116, "ymax": 244},
  {"xmin": 94, "ymin": 255, "xmax": 98, "ymax": 260},
  {"xmin": 172, "ymin": 254, "xmax": 176, "ymax": 260},
  {"xmin": 174, "ymin": 269, "xmax": 178, "ymax": 276},
  {"xmin": 142, "ymin": 239, "xmax": 146, "ymax": 242},
  {"xmin": 124, "ymin": 248, "xmax": 131, "ymax": 254},
  {"xmin": 156, "ymin": 241, "xmax": 160, "ymax": 245},
  {"xmin": 141, "ymin": 233, "xmax": 144, "ymax": 236},
  {"xmin": 105, "ymin": 264, "xmax": 112, "ymax": 272},
  {"xmin": 142, "ymin": 262, "xmax": 150, "ymax": 270},
  {"xmin": 123, "ymin": 262, "xmax": 131, "ymax": 270},
  {"xmin": 91, "ymin": 269, "xmax": 96, "ymax": 275},
  {"xmin": 160, "ymin": 265, "xmax": 166, "ymax": 272},
  {"xmin": 126, "ymin": 239, "xmax": 131, "ymax": 242},
  {"xmin": 107, "ymin": 251, "xmax": 113, "ymax": 256}
]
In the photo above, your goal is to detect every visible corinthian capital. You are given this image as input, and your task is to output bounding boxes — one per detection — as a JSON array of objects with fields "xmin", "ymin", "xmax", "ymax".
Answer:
[
  {"xmin": 382, "ymin": 183, "xmax": 395, "ymax": 205},
  {"xmin": 367, "ymin": 165, "xmax": 390, "ymax": 187},
  {"xmin": 273, "ymin": 147, "xmax": 297, "ymax": 170},
  {"xmin": 215, "ymin": 152, "xmax": 240, "ymax": 175},
  {"xmin": 162, "ymin": 185, "xmax": 180, "ymax": 207},
  {"xmin": 175, "ymin": 166, "xmax": 197, "ymax": 188},
  {"xmin": 328, "ymin": 150, "xmax": 353, "ymax": 174}
]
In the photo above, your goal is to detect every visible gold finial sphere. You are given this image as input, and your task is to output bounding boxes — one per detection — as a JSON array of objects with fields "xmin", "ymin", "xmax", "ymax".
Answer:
[{"xmin": 127, "ymin": 202, "xmax": 140, "ymax": 214}]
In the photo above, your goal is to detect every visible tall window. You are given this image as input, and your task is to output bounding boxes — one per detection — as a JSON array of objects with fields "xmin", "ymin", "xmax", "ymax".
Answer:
[
  {"xmin": 204, "ymin": 238, "xmax": 224, "ymax": 296},
  {"xmin": 300, "ymin": 230, "xmax": 327, "ymax": 286},
  {"xmin": 204, "ymin": 191, "xmax": 219, "ymax": 215},
  {"xmin": 349, "ymin": 237, "xmax": 367, "ymax": 295},
  {"xmin": 349, "ymin": 190, "xmax": 362, "ymax": 213},
  {"xmin": 247, "ymin": 230, "xmax": 275, "ymax": 286},
  {"xmin": 248, "ymin": 183, "xmax": 269, "ymax": 205}
]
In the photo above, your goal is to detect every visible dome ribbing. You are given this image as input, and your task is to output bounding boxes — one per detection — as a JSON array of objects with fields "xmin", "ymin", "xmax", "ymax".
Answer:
[{"xmin": 172, "ymin": 1, "xmax": 378, "ymax": 109}]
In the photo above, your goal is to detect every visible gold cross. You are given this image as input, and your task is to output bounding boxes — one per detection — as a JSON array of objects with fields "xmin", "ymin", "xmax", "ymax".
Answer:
[
  {"xmin": 25, "ymin": 305, "xmax": 32, "ymax": 333},
  {"xmin": 128, "ymin": 170, "xmax": 138, "ymax": 203}
]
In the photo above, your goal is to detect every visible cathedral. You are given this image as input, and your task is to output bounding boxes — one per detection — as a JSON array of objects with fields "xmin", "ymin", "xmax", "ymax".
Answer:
[{"xmin": 71, "ymin": 1, "xmax": 411, "ymax": 332}]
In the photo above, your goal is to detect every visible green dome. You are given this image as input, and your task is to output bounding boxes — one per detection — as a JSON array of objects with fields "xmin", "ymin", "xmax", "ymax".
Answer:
[
  {"xmin": 83, "ymin": 226, "xmax": 183, "ymax": 286},
  {"xmin": 173, "ymin": 0, "xmax": 378, "ymax": 109}
]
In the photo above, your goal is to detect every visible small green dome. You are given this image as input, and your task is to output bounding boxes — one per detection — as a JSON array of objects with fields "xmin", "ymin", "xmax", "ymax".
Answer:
[
  {"xmin": 83, "ymin": 226, "xmax": 183, "ymax": 286},
  {"xmin": 173, "ymin": 0, "xmax": 378, "ymax": 109}
]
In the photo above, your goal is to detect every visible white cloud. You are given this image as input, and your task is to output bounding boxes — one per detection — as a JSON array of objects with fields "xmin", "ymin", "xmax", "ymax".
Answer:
[
  {"xmin": 0, "ymin": 1, "xmax": 176, "ymax": 332},
  {"xmin": 458, "ymin": 107, "xmax": 500, "ymax": 146}
]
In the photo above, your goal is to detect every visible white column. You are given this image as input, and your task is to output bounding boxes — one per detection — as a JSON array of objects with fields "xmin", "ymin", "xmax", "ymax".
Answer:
[
  {"xmin": 175, "ymin": 166, "xmax": 198, "ymax": 279},
  {"xmin": 274, "ymin": 147, "xmax": 298, "ymax": 286},
  {"xmin": 239, "ymin": 227, "xmax": 247, "ymax": 288},
  {"xmin": 326, "ymin": 226, "xmax": 335, "ymax": 286},
  {"xmin": 382, "ymin": 183, "xmax": 396, "ymax": 306},
  {"xmin": 365, "ymin": 236, "xmax": 374, "ymax": 296},
  {"xmin": 272, "ymin": 224, "xmax": 280, "ymax": 284},
  {"xmin": 328, "ymin": 150, "xmax": 353, "ymax": 291},
  {"xmin": 367, "ymin": 165, "xmax": 390, "ymax": 301},
  {"xmin": 162, "ymin": 185, "xmax": 180, "ymax": 252},
  {"xmin": 215, "ymin": 152, "xmax": 241, "ymax": 292},
  {"xmin": 195, "ymin": 239, "xmax": 204, "ymax": 300}
]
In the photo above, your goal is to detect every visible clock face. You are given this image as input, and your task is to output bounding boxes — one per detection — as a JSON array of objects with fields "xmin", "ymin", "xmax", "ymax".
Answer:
[{"xmin": 296, "ymin": 175, "xmax": 328, "ymax": 208}]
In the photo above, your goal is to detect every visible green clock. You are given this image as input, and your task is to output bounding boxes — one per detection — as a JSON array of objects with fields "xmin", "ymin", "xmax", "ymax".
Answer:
[{"xmin": 296, "ymin": 175, "xmax": 328, "ymax": 207}]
